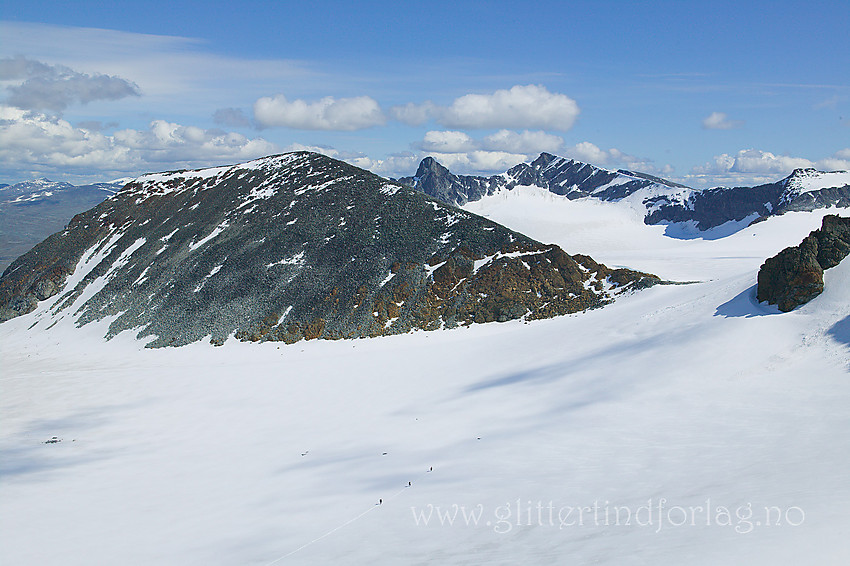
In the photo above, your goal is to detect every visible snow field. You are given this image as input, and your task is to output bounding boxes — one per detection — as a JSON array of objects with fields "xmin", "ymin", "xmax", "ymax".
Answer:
[{"xmin": 1, "ymin": 196, "xmax": 848, "ymax": 565}]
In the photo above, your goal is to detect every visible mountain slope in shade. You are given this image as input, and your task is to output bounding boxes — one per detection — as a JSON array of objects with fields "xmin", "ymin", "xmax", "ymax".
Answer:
[
  {"xmin": 0, "ymin": 178, "xmax": 123, "ymax": 271},
  {"xmin": 399, "ymin": 154, "xmax": 850, "ymax": 234},
  {"xmin": 0, "ymin": 152, "xmax": 658, "ymax": 347}
]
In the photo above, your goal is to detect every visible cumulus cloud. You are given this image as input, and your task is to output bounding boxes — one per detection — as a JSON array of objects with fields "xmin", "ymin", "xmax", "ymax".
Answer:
[
  {"xmin": 701, "ymin": 111, "xmax": 743, "ymax": 130},
  {"xmin": 563, "ymin": 141, "xmax": 611, "ymax": 164},
  {"xmin": 391, "ymin": 85, "xmax": 580, "ymax": 131},
  {"xmin": 418, "ymin": 130, "xmax": 478, "ymax": 153},
  {"xmin": 692, "ymin": 149, "xmax": 810, "ymax": 177},
  {"xmin": 253, "ymin": 94, "xmax": 385, "ymax": 130},
  {"xmin": 0, "ymin": 105, "xmax": 278, "ymax": 181},
  {"xmin": 75, "ymin": 120, "xmax": 118, "ymax": 132},
  {"xmin": 1, "ymin": 55, "xmax": 140, "ymax": 112},
  {"xmin": 688, "ymin": 148, "xmax": 850, "ymax": 186},
  {"xmin": 481, "ymin": 130, "xmax": 563, "ymax": 153},
  {"xmin": 424, "ymin": 151, "xmax": 530, "ymax": 174},
  {"xmin": 280, "ymin": 142, "xmax": 420, "ymax": 179},
  {"xmin": 562, "ymin": 142, "xmax": 674, "ymax": 176},
  {"xmin": 439, "ymin": 84, "xmax": 579, "ymax": 130},
  {"xmin": 409, "ymin": 129, "xmax": 566, "ymax": 175},
  {"xmin": 409, "ymin": 132, "xmax": 673, "ymax": 177},
  {"xmin": 389, "ymin": 101, "xmax": 436, "ymax": 126},
  {"xmin": 213, "ymin": 107, "xmax": 252, "ymax": 128},
  {"xmin": 417, "ymin": 129, "xmax": 563, "ymax": 156}
]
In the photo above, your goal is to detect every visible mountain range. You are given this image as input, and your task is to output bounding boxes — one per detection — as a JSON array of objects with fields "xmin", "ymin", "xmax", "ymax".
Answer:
[
  {"xmin": 4, "ymin": 154, "xmax": 848, "ymax": 276},
  {"xmin": 0, "ymin": 152, "xmax": 658, "ymax": 347},
  {"xmin": 398, "ymin": 153, "xmax": 850, "ymax": 234},
  {"xmin": 0, "ymin": 178, "xmax": 125, "ymax": 271},
  {"xmin": 2, "ymin": 151, "xmax": 849, "ymax": 565}
]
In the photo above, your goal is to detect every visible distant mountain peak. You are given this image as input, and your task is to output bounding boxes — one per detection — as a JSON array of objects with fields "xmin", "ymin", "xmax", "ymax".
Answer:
[{"xmin": 400, "ymin": 153, "xmax": 850, "ymax": 235}]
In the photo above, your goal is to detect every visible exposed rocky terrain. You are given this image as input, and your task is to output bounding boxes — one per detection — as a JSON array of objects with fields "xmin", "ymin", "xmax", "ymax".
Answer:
[
  {"xmin": 757, "ymin": 214, "xmax": 850, "ymax": 311},
  {"xmin": 398, "ymin": 154, "xmax": 850, "ymax": 232},
  {"xmin": 0, "ymin": 178, "xmax": 122, "ymax": 271},
  {"xmin": 0, "ymin": 152, "xmax": 659, "ymax": 347}
]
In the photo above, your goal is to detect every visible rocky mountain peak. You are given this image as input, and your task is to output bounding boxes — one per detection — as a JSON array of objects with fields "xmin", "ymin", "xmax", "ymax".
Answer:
[
  {"xmin": 0, "ymin": 151, "xmax": 659, "ymax": 347},
  {"xmin": 416, "ymin": 156, "xmax": 449, "ymax": 177}
]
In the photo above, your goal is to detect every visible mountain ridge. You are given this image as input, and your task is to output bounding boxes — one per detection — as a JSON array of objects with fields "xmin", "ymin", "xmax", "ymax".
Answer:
[
  {"xmin": 398, "ymin": 154, "xmax": 850, "ymax": 233},
  {"xmin": 0, "ymin": 152, "xmax": 658, "ymax": 347}
]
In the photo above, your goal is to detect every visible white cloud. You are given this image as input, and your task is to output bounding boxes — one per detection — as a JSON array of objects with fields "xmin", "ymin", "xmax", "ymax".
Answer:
[
  {"xmin": 419, "ymin": 131, "xmax": 477, "ymax": 153},
  {"xmin": 438, "ymin": 85, "xmax": 579, "ymax": 130},
  {"xmin": 418, "ymin": 129, "xmax": 562, "ymax": 156},
  {"xmin": 562, "ymin": 142, "xmax": 673, "ymax": 176},
  {"xmin": 424, "ymin": 151, "xmax": 530, "ymax": 174},
  {"xmin": 701, "ymin": 111, "xmax": 743, "ymax": 130},
  {"xmin": 1, "ymin": 56, "xmax": 140, "ymax": 112},
  {"xmin": 0, "ymin": 105, "xmax": 278, "ymax": 182},
  {"xmin": 351, "ymin": 153, "xmax": 422, "ymax": 178},
  {"xmin": 282, "ymin": 142, "xmax": 420, "ymax": 179},
  {"xmin": 687, "ymin": 148, "xmax": 850, "ymax": 186},
  {"xmin": 253, "ymin": 94, "xmax": 385, "ymax": 131},
  {"xmin": 284, "ymin": 139, "xmax": 530, "ymax": 178},
  {"xmin": 564, "ymin": 141, "xmax": 610, "ymax": 164},
  {"xmin": 0, "ymin": 22, "xmax": 314, "ymax": 113},
  {"xmin": 409, "ymin": 129, "xmax": 566, "ymax": 175},
  {"xmin": 481, "ymin": 130, "xmax": 563, "ymax": 153},
  {"xmin": 693, "ymin": 149, "xmax": 811, "ymax": 178},
  {"xmin": 814, "ymin": 149, "xmax": 850, "ymax": 171},
  {"xmin": 389, "ymin": 102, "xmax": 436, "ymax": 126},
  {"xmin": 213, "ymin": 107, "xmax": 252, "ymax": 128}
]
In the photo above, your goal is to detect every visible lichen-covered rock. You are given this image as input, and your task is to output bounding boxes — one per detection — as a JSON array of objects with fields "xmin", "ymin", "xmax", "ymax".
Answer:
[
  {"xmin": 757, "ymin": 215, "xmax": 850, "ymax": 311},
  {"xmin": 0, "ymin": 152, "xmax": 659, "ymax": 347}
]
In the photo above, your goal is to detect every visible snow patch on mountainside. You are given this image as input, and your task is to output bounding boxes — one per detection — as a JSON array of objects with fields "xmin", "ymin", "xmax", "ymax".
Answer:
[{"xmin": 786, "ymin": 169, "xmax": 850, "ymax": 193}]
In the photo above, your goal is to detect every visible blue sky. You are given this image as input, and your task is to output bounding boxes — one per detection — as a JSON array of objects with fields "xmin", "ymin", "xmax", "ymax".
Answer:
[{"xmin": 1, "ymin": 0, "xmax": 848, "ymax": 186}]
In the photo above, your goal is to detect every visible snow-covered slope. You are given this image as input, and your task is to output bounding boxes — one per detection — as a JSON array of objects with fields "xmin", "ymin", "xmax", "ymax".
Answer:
[
  {"xmin": 1, "ymin": 198, "xmax": 848, "ymax": 564},
  {"xmin": 783, "ymin": 168, "xmax": 850, "ymax": 193}
]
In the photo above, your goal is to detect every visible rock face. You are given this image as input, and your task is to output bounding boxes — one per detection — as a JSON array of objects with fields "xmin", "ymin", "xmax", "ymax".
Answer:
[
  {"xmin": 0, "ymin": 152, "xmax": 659, "ymax": 347},
  {"xmin": 399, "ymin": 152, "xmax": 690, "ymax": 207},
  {"xmin": 398, "ymin": 156, "xmax": 850, "ymax": 233},
  {"xmin": 0, "ymin": 178, "xmax": 122, "ymax": 271},
  {"xmin": 757, "ymin": 215, "xmax": 850, "ymax": 311}
]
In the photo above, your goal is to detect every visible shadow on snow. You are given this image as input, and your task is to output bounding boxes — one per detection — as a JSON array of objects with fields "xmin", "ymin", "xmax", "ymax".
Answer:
[{"xmin": 714, "ymin": 285, "xmax": 782, "ymax": 318}]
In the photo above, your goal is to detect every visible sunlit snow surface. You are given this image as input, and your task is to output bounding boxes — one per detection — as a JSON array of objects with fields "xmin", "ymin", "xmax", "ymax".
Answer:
[{"xmin": 1, "ymin": 198, "xmax": 849, "ymax": 565}]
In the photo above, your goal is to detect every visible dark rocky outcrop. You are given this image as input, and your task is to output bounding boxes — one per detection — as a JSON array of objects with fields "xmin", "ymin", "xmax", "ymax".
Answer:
[
  {"xmin": 756, "ymin": 215, "xmax": 850, "ymax": 311},
  {"xmin": 0, "ymin": 152, "xmax": 659, "ymax": 347}
]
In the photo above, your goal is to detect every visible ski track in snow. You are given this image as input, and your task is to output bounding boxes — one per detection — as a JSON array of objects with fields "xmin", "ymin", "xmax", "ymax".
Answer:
[{"xmin": 1, "ymin": 201, "xmax": 849, "ymax": 565}]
